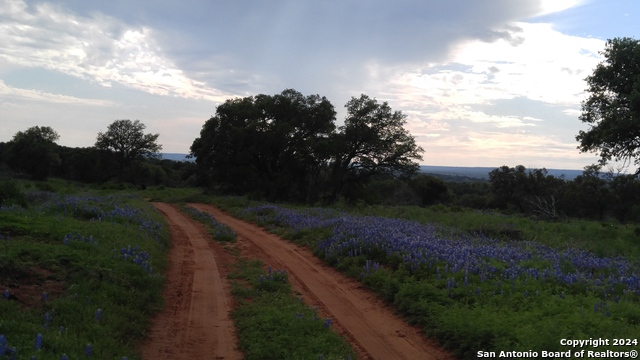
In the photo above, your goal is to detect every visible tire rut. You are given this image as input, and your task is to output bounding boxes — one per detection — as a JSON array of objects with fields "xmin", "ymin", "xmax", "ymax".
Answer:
[
  {"xmin": 189, "ymin": 203, "xmax": 454, "ymax": 360},
  {"xmin": 140, "ymin": 203, "xmax": 241, "ymax": 360}
]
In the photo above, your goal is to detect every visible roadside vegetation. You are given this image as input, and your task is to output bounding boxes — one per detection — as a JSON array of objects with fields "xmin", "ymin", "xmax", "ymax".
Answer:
[
  {"xmin": 206, "ymin": 195, "xmax": 640, "ymax": 359},
  {"xmin": 0, "ymin": 178, "xmax": 169, "ymax": 359}
]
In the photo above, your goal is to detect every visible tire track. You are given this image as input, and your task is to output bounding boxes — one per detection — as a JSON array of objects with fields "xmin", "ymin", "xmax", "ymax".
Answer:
[
  {"xmin": 140, "ymin": 203, "xmax": 241, "ymax": 360},
  {"xmin": 190, "ymin": 203, "xmax": 453, "ymax": 360}
]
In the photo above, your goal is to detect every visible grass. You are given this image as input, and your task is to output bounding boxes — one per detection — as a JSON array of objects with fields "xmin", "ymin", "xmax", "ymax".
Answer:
[
  {"xmin": 207, "ymin": 195, "xmax": 640, "ymax": 359},
  {"xmin": 228, "ymin": 259, "xmax": 355, "ymax": 360},
  {"xmin": 0, "ymin": 181, "xmax": 169, "ymax": 359},
  {"xmin": 347, "ymin": 204, "xmax": 640, "ymax": 261}
]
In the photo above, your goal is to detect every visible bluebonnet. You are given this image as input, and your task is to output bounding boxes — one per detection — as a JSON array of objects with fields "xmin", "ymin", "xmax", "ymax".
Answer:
[
  {"xmin": 241, "ymin": 204, "xmax": 640, "ymax": 303},
  {"xmin": 34, "ymin": 333, "xmax": 43, "ymax": 351}
]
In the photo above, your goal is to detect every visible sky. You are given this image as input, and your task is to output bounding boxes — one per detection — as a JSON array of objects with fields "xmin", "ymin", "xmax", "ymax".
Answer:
[{"xmin": 0, "ymin": 0, "xmax": 638, "ymax": 170}]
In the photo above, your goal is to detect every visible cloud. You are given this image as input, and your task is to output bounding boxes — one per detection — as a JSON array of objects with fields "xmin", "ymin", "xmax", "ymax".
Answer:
[
  {"xmin": 0, "ymin": 0, "xmax": 231, "ymax": 101},
  {"xmin": 418, "ymin": 130, "xmax": 597, "ymax": 168},
  {"xmin": 0, "ymin": 79, "xmax": 114, "ymax": 105}
]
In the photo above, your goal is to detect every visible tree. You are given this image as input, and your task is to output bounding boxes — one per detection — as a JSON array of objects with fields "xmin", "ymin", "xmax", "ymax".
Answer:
[
  {"xmin": 576, "ymin": 37, "xmax": 640, "ymax": 172},
  {"xmin": 409, "ymin": 174, "xmax": 450, "ymax": 206},
  {"xmin": 559, "ymin": 165, "xmax": 610, "ymax": 220},
  {"xmin": 329, "ymin": 94, "xmax": 424, "ymax": 202},
  {"xmin": 5, "ymin": 126, "xmax": 61, "ymax": 180},
  {"xmin": 190, "ymin": 89, "xmax": 336, "ymax": 202},
  {"xmin": 95, "ymin": 120, "xmax": 162, "ymax": 172}
]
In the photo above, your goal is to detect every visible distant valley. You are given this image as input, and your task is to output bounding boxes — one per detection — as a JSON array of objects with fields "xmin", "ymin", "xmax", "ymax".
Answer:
[{"xmin": 160, "ymin": 154, "xmax": 584, "ymax": 180}]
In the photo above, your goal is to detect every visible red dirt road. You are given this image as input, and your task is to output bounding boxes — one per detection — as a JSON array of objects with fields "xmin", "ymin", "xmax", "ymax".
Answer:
[
  {"xmin": 189, "ymin": 203, "xmax": 453, "ymax": 360},
  {"xmin": 140, "ymin": 203, "xmax": 241, "ymax": 359}
]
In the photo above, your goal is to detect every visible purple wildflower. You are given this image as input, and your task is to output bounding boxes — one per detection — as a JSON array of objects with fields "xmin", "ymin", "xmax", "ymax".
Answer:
[{"xmin": 34, "ymin": 333, "xmax": 43, "ymax": 351}]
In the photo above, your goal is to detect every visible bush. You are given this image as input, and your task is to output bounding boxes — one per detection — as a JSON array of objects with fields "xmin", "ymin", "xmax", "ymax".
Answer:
[{"xmin": 0, "ymin": 178, "xmax": 27, "ymax": 207}]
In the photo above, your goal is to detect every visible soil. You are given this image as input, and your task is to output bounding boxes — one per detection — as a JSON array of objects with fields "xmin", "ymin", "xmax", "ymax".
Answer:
[
  {"xmin": 1, "ymin": 267, "xmax": 66, "ymax": 308},
  {"xmin": 188, "ymin": 203, "xmax": 454, "ymax": 360},
  {"xmin": 139, "ymin": 203, "xmax": 241, "ymax": 359}
]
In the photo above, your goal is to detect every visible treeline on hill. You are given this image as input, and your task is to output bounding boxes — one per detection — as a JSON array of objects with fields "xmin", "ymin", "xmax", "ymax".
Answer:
[
  {"xmin": 0, "ymin": 123, "xmax": 197, "ymax": 188},
  {"xmin": 2, "ymin": 86, "xmax": 640, "ymax": 223}
]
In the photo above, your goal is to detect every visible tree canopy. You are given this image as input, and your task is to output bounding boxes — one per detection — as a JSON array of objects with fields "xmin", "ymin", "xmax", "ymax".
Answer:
[
  {"xmin": 191, "ymin": 90, "xmax": 424, "ymax": 203},
  {"xmin": 329, "ymin": 94, "xmax": 424, "ymax": 201},
  {"xmin": 5, "ymin": 126, "xmax": 61, "ymax": 180},
  {"xmin": 95, "ymin": 119, "xmax": 162, "ymax": 170},
  {"xmin": 190, "ymin": 89, "xmax": 336, "ymax": 202},
  {"xmin": 576, "ymin": 37, "xmax": 640, "ymax": 172}
]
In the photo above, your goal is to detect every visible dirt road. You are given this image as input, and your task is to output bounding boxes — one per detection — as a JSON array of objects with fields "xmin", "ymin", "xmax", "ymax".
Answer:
[
  {"xmin": 140, "ymin": 203, "xmax": 241, "ymax": 359},
  {"xmin": 189, "ymin": 203, "xmax": 453, "ymax": 360}
]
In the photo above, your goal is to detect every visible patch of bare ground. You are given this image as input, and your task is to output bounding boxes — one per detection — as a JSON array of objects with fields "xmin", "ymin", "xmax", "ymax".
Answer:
[{"xmin": 1, "ymin": 267, "xmax": 65, "ymax": 308}]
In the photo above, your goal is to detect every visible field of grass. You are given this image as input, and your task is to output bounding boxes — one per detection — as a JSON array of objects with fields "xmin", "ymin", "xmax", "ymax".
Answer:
[
  {"xmin": 3, "ymin": 180, "xmax": 639, "ymax": 359},
  {"xmin": 0, "ymin": 180, "xmax": 169, "ymax": 359},
  {"xmin": 208, "ymin": 195, "xmax": 640, "ymax": 359},
  {"xmin": 347, "ymin": 204, "xmax": 640, "ymax": 261}
]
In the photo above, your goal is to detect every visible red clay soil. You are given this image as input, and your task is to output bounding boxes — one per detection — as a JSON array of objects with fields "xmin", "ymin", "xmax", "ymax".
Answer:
[
  {"xmin": 139, "ymin": 203, "xmax": 241, "ymax": 360},
  {"xmin": 189, "ymin": 203, "xmax": 454, "ymax": 360}
]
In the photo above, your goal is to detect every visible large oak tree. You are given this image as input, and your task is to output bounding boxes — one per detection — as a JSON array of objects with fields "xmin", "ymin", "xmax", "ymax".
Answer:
[{"xmin": 576, "ymin": 37, "xmax": 640, "ymax": 172}]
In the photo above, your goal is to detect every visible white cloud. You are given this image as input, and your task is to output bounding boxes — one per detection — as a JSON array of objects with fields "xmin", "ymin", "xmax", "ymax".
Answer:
[
  {"xmin": 0, "ymin": 0, "xmax": 230, "ymax": 101},
  {"xmin": 0, "ymin": 79, "xmax": 114, "ymax": 105},
  {"xmin": 418, "ymin": 130, "xmax": 597, "ymax": 168}
]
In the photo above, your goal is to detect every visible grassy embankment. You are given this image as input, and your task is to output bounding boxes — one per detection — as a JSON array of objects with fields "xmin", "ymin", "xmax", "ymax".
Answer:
[
  {"xmin": 200, "ymin": 194, "xmax": 640, "ymax": 360},
  {"xmin": 0, "ymin": 179, "xmax": 169, "ymax": 359}
]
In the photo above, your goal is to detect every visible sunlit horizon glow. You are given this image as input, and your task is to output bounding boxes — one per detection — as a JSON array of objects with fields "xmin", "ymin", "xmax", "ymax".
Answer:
[{"xmin": 1, "ymin": 0, "xmax": 637, "ymax": 170}]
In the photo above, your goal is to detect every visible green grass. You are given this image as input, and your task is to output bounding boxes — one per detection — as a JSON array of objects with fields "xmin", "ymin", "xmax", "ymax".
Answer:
[
  {"xmin": 0, "ymin": 184, "xmax": 169, "ymax": 359},
  {"xmin": 228, "ymin": 259, "xmax": 355, "ymax": 360},
  {"xmin": 341, "ymin": 204, "xmax": 640, "ymax": 261},
  {"xmin": 204, "ymin": 195, "xmax": 640, "ymax": 359}
]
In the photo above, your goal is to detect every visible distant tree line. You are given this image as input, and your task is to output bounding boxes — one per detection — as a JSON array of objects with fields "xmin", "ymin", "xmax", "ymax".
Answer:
[{"xmin": 0, "ymin": 121, "xmax": 196, "ymax": 188}]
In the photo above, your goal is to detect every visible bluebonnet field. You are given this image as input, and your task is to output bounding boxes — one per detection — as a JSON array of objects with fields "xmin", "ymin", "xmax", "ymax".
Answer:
[
  {"xmin": 0, "ymin": 190, "xmax": 168, "ymax": 359},
  {"xmin": 239, "ymin": 204, "xmax": 640, "ymax": 358}
]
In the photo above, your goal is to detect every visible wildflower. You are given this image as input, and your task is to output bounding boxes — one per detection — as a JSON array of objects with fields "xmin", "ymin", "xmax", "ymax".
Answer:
[
  {"xmin": 3, "ymin": 290, "xmax": 10, "ymax": 299},
  {"xmin": 61, "ymin": 354, "xmax": 68, "ymax": 360},
  {"xmin": 86, "ymin": 343, "xmax": 92, "ymax": 357},
  {"xmin": 95, "ymin": 308, "xmax": 103, "ymax": 321},
  {"xmin": 42, "ymin": 292, "xmax": 48, "ymax": 302},
  {"xmin": 0, "ymin": 335, "xmax": 7, "ymax": 353},
  {"xmin": 34, "ymin": 333, "xmax": 43, "ymax": 351},
  {"xmin": 324, "ymin": 318, "xmax": 332, "ymax": 329}
]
